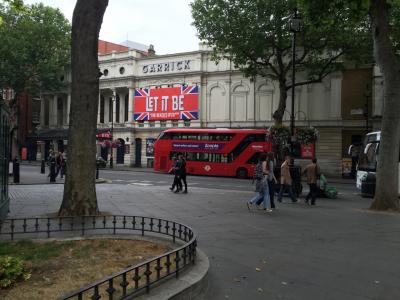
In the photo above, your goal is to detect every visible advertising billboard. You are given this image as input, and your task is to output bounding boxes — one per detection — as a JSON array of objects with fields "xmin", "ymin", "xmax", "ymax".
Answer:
[
  {"xmin": 133, "ymin": 86, "xmax": 199, "ymax": 121},
  {"xmin": 172, "ymin": 141, "xmax": 226, "ymax": 152},
  {"xmin": 300, "ymin": 144, "xmax": 315, "ymax": 159}
]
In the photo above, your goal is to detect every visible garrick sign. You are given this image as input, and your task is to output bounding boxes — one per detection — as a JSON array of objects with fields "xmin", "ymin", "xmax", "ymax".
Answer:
[{"xmin": 142, "ymin": 60, "xmax": 192, "ymax": 74}]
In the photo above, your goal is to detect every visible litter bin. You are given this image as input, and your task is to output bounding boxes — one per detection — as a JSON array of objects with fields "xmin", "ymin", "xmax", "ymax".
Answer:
[
  {"xmin": 147, "ymin": 158, "xmax": 154, "ymax": 168},
  {"xmin": 361, "ymin": 173, "xmax": 376, "ymax": 198}
]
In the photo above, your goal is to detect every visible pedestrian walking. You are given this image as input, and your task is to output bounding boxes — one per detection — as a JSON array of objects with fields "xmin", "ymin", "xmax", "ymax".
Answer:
[
  {"xmin": 277, "ymin": 156, "xmax": 297, "ymax": 203},
  {"xmin": 169, "ymin": 157, "xmax": 182, "ymax": 192},
  {"xmin": 58, "ymin": 151, "xmax": 66, "ymax": 178},
  {"xmin": 348, "ymin": 143, "xmax": 360, "ymax": 179},
  {"xmin": 55, "ymin": 151, "xmax": 63, "ymax": 178},
  {"xmin": 303, "ymin": 158, "xmax": 320, "ymax": 205},
  {"xmin": 266, "ymin": 152, "xmax": 278, "ymax": 209},
  {"xmin": 47, "ymin": 150, "xmax": 55, "ymax": 178},
  {"xmin": 178, "ymin": 154, "xmax": 188, "ymax": 193},
  {"xmin": 254, "ymin": 152, "xmax": 277, "ymax": 209},
  {"xmin": 247, "ymin": 153, "xmax": 272, "ymax": 212}
]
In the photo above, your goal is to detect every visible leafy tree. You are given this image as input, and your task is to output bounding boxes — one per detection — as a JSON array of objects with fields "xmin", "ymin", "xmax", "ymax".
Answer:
[
  {"xmin": 191, "ymin": 0, "xmax": 372, "ymax": 124},
  {"xmin": 58, "ymin": 0, "xmax": 108, "ymax": 216},
  {"xmin": 302, "ymin": 0, "xmax": 400, "ymax": 210},
  {"xmin": 0, "ymin": 0, "xmax": 70, "ymax": 99}
]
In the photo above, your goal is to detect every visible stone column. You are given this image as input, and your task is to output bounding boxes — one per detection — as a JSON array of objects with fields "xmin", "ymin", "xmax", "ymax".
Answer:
[
  {"xmin": 97, "ymin": 93, "xmax": 101, "ymax": 124},
  {"xmin": 66, "ymin": 92, "xmax": 71, "ymax": 126},
  {"xmin": 329, "ymin": 74, "xmax": 342, "ymax": 120},
  {"xmin": 66, "ymin": 93, "xmax": 71, "ymax": 124},
  {"xmin": 119, "ymin": 92, "xmax": 125, "ymax": 123},
  {"xmin": 112, "ymin": 90, "xmax": 117, "ymax": 125},
  {"xmin": 128, "ymin": 88, "xmax": 134, "ymax": 123},
  {"xmin": 50, "ymin": 95, "xmax": 58, "ymax": 127}
]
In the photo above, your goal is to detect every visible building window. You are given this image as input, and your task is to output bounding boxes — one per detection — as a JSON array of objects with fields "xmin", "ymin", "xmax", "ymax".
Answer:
[
  {"xmin": 103, "ymin": 69, "xmax": 109, "ymax": 76},
  {"xmin": 138, "ymin": 121, "xmax": 144, "ymax": 127},
  {"xmin": 172, "ymin": 120, "xmax": 178, "ymax": 127},
  {"xmin": 100, "ymin": 95, "xmax": 105, "ymax": 123},
  {"xmin": 160, "ymin": 120, "xmax": 166, "ymax": 127},
  {"xmin": 124, "ymin": 94, "xmax": 128, "ymax": 122},
  {"xmin": 149, "ymin": 121, "xmax": 155, "ymax": 127},
  {"xmin": 119, "ymin": 67, "xmax": 125, "ymax": 75},
  {"xmin": 184, "ymin": 120, "xmax": 191, "ymax": 127}
]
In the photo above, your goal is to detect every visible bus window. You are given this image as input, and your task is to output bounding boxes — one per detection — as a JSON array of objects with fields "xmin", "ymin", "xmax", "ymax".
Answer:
[
  {"xmin": 246, "ymin": 153, "xmax": 261, "ymax": 164},
  {"xmin": 158, "ymin": 132, "xmax": 173, "ymax": 140},
  {"xmin": 199, "ymin": 134, "xmax": 209, "ymax": 140},
  {"xmin": 171, "ymin": 133, "xmax": 181, "ymax": 140}
]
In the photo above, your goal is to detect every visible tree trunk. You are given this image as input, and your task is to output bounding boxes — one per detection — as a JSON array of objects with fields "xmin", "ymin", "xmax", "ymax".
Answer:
[
  {"xmin": 59, "ymin": 0, "xmax": 108, "ymax": 216},
  {"xmin": 272, "ymin": 80, "xmax": 287, "ymax": 125},
  {"xmin": 369, "ymin": 0, "xmax": 400, "ymax": 211}
]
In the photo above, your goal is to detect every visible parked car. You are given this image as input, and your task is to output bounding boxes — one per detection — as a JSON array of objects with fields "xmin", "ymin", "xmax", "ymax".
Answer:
[{"xmin": 96, "ymin": 156, "xmax": 107, "ymax": 168}]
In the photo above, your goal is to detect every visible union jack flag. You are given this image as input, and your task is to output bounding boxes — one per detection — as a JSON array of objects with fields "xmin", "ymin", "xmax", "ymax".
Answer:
[
  {"xmin": 134, "ymin": 112, "xmax": 149, "ymax": 121},
  {"xmin": 134, "ymin": 88, "xmax": 149, "ymax": 97},
  {"xmin": 180, "ymin": 111, "xmax": 198, "ymax": 120},
  {"xmin": 181, "ymin": 85, "xmax": 199, "ymax": 95}
]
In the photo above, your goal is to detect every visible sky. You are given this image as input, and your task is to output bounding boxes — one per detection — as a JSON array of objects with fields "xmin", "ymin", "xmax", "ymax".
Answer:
[{"xmin": 24, "ymin": 0, "xmax": 201, "ymax": 55}]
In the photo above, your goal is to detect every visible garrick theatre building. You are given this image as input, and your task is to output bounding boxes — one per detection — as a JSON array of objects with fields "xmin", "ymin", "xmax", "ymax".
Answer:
[{"xmin": 34, "ymin": 41, "xmax": 383, "ymax": 175}]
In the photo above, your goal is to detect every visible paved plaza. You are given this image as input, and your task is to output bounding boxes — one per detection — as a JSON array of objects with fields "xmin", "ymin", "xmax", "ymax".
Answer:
[{"xmin": 7, "ymin": 168, "xmax": 400, "ymax": 300}]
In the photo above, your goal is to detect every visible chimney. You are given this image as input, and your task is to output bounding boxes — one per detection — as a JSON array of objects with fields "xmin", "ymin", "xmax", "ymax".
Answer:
[{"xmin": 148, "ymin": 44, "xmax": 156, "ymax": 56}]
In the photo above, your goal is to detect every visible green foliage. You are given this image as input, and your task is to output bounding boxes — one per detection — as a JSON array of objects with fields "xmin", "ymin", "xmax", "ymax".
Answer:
[
  {"xmin": 268, "ymin": 125, "xmax": 290, "ymax": 145},
  {"xmin": 0, "ymin": 256, "xmax": 31, "ymax": 288},
  {"xmin": 0, "ymin": 0, "xmax": 71, "ymax": 97},
  {"xmin": 191, "ymin": 0, "xmax": 373, "ymax": 122},
  {"xmin": 192, "ymin": 0, "xmax": 372, "ymax": 80},
  {"xmin": 295, "ymin": 126, "xmax": 318, "ymax": 144}
]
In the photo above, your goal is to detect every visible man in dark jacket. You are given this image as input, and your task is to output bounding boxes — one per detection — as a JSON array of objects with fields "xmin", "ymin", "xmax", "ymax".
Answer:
[
  {"xmin": 177, "ymin": 154, "xmax": 188, "ymax": 193},
  {"xmin": 169, "ymin": 157, "xmax": 182, "ymax": 192}
]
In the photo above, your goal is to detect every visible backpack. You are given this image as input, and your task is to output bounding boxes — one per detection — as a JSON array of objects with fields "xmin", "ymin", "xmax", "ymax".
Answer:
[{"xmin": 253, "ymin": 162, "xmax": 263, "ymax": 180}]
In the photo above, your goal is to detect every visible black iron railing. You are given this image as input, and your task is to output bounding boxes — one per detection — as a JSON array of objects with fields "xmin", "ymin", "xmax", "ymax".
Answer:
[{"xmin": 0, "ymin": 215, "xmax": 197, "ymax": 299}]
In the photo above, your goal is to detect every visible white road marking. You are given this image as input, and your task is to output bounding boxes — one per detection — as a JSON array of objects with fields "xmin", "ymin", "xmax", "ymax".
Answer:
[{"xmin": 129, "ymin": 183, "xmax": 153, "ymax": 186}]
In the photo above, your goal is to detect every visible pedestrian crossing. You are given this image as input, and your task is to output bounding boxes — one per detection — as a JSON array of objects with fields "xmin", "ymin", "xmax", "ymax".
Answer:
[{"xmin": 108, "ymin": 178, "xmax": 251, "ymax": 191}]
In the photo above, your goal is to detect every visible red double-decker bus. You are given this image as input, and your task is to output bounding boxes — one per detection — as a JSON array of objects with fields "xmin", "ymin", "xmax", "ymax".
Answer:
[{"xmin": 154, "ymin": 128, "xmax": 272, "ymax": 178}]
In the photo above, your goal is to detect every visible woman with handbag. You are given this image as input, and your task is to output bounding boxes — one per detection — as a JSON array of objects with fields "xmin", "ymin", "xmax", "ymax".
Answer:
[{"xmin": 246, "ymin": 153, "xmax": 272, "ymax": 212}]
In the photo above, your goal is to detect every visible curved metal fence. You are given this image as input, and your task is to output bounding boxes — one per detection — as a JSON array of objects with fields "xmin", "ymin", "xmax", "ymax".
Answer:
[{"xmin": 0, "ymin": 215, "xmax": 197, "ymax": 299}]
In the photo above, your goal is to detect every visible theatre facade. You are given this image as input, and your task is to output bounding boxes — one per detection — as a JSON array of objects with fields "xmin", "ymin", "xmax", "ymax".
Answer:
[{"xmin": 36, "ymin": 44, "xmax": 381, "ymax": 175}]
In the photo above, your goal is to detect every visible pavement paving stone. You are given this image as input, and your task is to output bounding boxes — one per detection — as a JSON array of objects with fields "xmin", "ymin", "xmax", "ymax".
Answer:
[{"xmin": 5, "ymin": 171, "xmax": 400, "ymax": 300}]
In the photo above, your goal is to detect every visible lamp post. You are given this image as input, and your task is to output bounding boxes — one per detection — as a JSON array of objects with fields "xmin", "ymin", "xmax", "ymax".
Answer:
[
  {"xmin": 110, "ymin": 90, "xmax": 116, "ymax": 169},
  {"xmin": 289, "ymin": 9, "xmax": 301, "ymax": 152}
]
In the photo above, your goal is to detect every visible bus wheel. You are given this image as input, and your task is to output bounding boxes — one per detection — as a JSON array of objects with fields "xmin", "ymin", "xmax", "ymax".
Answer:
[{"xmin": 236, "ymin": 168, "xmax": 248, "ymax": 179}]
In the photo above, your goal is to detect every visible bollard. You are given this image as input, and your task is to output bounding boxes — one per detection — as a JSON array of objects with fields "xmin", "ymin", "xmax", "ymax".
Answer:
[
  {"xmin": 40, "ymin": 160, "xmax": 45, "ymax": 174},
  {"xmin": 96, "ymin": 164, "xmax": 99, "ymax": 179},
  {"xmin": 50, "ymin": 161, "xmax": 56, "ymax": 183},
  {"xmin": 13, "ymin": 160, "xmax": 20, "ymax": 183}
]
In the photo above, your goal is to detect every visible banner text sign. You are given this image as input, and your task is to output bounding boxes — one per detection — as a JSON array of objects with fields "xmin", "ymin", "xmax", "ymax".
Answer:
[{"xmin": 134, "ymin": 86, "xmax": 199, "ymax": 121}]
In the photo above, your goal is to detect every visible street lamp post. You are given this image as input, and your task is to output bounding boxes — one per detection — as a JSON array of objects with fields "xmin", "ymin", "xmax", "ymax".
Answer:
[
  {"xmin": 110, "ymin": 90, "xmax": 116, "ymax": 169},
  {"xmin": 289, "ymin": 9, "xmax": 301, "ymax": 153}
]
